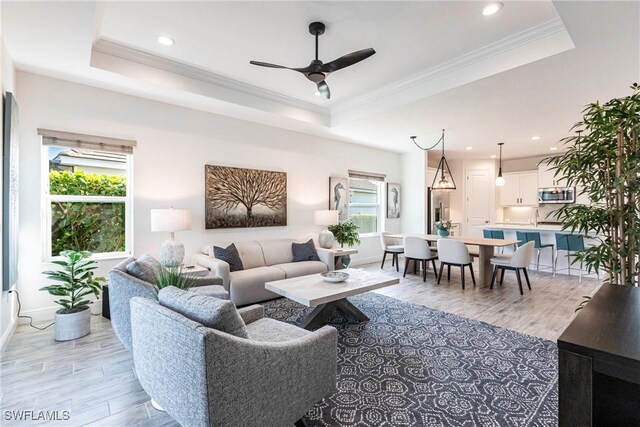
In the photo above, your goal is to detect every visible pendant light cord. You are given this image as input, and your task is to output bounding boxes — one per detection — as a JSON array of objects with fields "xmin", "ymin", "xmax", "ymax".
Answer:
[{"xmin": 410, "ymin": 129, "xmax": 445, "ymax": 151}]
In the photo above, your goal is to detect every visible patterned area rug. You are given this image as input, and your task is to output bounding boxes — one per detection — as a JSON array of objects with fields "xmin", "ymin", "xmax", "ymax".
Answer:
[{"xmin": 263, "ymin": 292, "xmax": 558, "ymax": 427}]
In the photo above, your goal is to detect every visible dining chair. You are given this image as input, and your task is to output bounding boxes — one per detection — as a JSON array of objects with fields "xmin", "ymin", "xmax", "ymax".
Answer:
[
  {"xmin": 436, "ymin": 239, "xmax": 475, "ymax": 289},
  {"xmin": 490, "ymin": 241, "xmax": 535, "ymax": 295},
  {"xmin": 403, "ymin": 236, "xmax": 438, "ymax": 282},
  {"xmin": 380, "ymin": 232, "xmax": 404, "ymax": 272},
  {"xmin": 516, "ymin": 231, "xmax": 554, "ymax": 272}
]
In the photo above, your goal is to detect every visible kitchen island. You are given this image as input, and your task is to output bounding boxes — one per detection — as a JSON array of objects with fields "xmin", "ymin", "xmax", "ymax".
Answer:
[{"xmin": 479, "ymin": 223, "xmax": 597, "ymax": 278}]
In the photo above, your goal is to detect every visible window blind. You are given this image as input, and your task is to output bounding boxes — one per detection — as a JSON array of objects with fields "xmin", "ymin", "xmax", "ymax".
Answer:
[
  {"xmin": 38, "ymin": 128, "xmax": 137, "ymax": 155},
  {"xmin": 348, "ymin": 170, "xmax": 386, "ymax": 182}
]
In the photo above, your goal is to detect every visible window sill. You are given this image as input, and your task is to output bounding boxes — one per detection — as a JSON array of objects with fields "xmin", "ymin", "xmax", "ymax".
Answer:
[
  {"xmin": 359, "ymin": 233, "xmax": 381, "ymax": 238},
  {"xmin": 45, "ymin": 252, "xmax": 132, "ymax": 263}
]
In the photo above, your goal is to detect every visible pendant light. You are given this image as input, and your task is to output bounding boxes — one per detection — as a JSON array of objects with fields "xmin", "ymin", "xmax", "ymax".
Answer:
[
  {"xmin": 410, "ymin": 129, "xmax": 456, "ymax": 191},
  {"xmin": 495, "ymin": 143, "xmax": 505, "ymax": 186}
]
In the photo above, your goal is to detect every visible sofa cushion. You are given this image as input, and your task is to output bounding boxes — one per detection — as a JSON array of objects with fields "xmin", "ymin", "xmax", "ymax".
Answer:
[
  {"xmin": 273, "ymin": 261, "xmax": 328, "ymax": 278},
  {"xmin": 214, "ymin": 244, "xmax": 244, "ymax": 272},
  {"xmin": 235, "ymin": 241, "xmax": 266, "ymax": 269},
  {"xmin": 259, "ymin": 239, "xmax": 295, "ymax": 266},
  {"xmin": 229, "ymin": 266, "xmax": 285, "ymax": 306},
  {"xmin": 246, "ymin": 317, "xmax": 310, "ymax": 342},
  {"xmin": 125, "ymin": 254, "xmax": 162, "ymax": 284},
  {"xmin": 158, "ymin": 286, "xmax": 249, "ymax": 339},
  {"xmin": 292, "ymin": 239, "xmax": 320, "ymax": 262}
]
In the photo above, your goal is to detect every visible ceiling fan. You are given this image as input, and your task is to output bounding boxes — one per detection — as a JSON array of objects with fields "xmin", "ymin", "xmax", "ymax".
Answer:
[{"xmin": 250, "ymin": 22, "xmax": 376, "ymax": 100}]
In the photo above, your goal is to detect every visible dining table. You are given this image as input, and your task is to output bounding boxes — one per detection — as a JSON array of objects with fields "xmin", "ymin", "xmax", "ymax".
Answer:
[{"xmin": 387, "ymin": 234, "xmax": 520, "ymax": 287}]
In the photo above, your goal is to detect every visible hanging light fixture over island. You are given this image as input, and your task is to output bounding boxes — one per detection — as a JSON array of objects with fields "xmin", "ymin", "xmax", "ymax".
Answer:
[{"xmin": 495, "ymin": 142, "xmax": 505, "ymax": 186}]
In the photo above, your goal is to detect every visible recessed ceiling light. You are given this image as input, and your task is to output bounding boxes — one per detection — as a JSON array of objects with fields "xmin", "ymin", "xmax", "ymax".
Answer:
[
  {"xmin": 157, "ymin": 35, "xmax": 175, "ymax": 46},
  {"xmin": 482, "ymin": 2, "xmax": 503, "ymax": 16},
  {"xmin": 550, "ymin": 147, "xmax": 558, "ymax": 151},
  {"xmin": 490, "ymin": 154, "xmax": 497, "ymax": 159},
  {"xmin": 466, "ymin": 146, "xmax": 473, "ymax": 150},
  {"xmin": 532, "ymin": 136, "xmax": 541, "ymax": 140}
]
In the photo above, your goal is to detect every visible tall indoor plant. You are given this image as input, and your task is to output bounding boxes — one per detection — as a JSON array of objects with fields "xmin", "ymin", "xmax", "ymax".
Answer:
[
  {"xmin": 40, "ymin": 250, "xmax": 105, "ymax": 341},
  {"xmin": 543, "ymin": 83, "xmax": 640, "ymax": 286}
]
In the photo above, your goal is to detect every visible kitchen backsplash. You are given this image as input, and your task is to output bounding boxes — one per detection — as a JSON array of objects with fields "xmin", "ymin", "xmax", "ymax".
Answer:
[{"xmin": 502, "ymin": 205, "xmax": 561, "ymax": 224}]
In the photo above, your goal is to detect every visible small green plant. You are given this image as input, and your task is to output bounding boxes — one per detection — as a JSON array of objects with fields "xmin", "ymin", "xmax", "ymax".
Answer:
[
  {"xmin": 155, "ymin": 266, "xmax": 195, "ymax": 291},
  {"xmin": 328, "ymin": 220, "xmax": 361, "ymax": 248},
  {"xmin": 434, "ymin": 220, "xmax": 452, "ymax": 231},
  {"xmin": 575, "ymin": 296, "xmax": 592, "ymax": 313},
  {"xmin": 40, "ymin": 251, "xmax": 105, "ymax": 314}
]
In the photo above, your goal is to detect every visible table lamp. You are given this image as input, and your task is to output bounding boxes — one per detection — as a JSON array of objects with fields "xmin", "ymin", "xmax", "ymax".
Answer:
[
  {"xmin": 150, "ymin": 208, "xmax": 192, "ymax": 267},
  {"xmin": 314, "ymin": 210, "xmax": 339, "ymax": 249}
]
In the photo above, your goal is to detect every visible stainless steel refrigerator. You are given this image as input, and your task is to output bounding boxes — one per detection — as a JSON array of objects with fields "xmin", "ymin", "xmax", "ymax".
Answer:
[{"xmin": 427, "ymin": 187, "xmax": 451, "ymax": 234}]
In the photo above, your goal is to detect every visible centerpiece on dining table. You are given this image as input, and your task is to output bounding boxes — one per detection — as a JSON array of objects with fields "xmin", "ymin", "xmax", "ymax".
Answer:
[{"xmin": 434, "ymin": 220, "xmax": 452, "ymax": 237}]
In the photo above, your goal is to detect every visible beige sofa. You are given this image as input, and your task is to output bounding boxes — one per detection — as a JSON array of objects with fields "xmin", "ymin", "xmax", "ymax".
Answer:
[{"xmin": 192, "ymin": 239, "xmax": 334, "ymax": 306}]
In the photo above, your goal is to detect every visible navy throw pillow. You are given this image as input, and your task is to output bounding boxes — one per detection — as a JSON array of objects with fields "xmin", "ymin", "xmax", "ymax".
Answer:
[
  {"xmin": 292, "ymin": 239, "xmax": 320, "ymax": 262},
  {"xmin": 213, "ymin": 244, "xmax": 244, "ymax": 272}
]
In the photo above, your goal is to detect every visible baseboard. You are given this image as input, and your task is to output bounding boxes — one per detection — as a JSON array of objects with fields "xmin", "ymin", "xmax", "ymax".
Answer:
[
  {"xmin": 0, "ymin": 318, "xmax": 17, "ymax": 351},
  {"xmin": 351, "ymin": 255, "xmax": 387, "ymax": 267},
  {"xmin": 18, "ymin": 305, "xmax": 59, "ymax": 324}
]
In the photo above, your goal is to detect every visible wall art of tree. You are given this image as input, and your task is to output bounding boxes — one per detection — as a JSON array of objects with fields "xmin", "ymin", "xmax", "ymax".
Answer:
[{"xmin": 205, "ymin": 165, "xmax": 287, "ymax": 229}]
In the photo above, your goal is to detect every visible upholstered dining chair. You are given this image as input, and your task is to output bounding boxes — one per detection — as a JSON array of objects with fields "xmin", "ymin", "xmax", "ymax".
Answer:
[
  {"xmin": 380, "ymin": 231, "xmax": 404, "ymax": 272},
  {"xmin": 436, "ymin": 239, "xmax": 475, "ymax": 289},
  {"xmin": 403, "ymin": 236, "xmax": 438, "ymax": 281},
  {"xmin": 490, "ymin": 241, "xmax": 535, "ymax": 295}
]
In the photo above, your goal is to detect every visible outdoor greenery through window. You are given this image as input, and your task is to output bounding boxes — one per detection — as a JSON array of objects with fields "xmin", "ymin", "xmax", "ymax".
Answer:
[
  {"xmin": 348, "ymin": 177, "xmax": 382, "ymax": 234},
  {"xmin": 47, "ymin": 147, "xmax": 130, "ymax": 257}
]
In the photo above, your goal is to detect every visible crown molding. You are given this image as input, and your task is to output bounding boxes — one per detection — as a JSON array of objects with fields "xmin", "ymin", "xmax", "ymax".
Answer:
[
  {"xmin": 331, "ymin": 17, "xmax": 572, "ymax": 120},
  {"xmin": 92, "ymin": 38, "xmax": 329, "ymax": 118}
]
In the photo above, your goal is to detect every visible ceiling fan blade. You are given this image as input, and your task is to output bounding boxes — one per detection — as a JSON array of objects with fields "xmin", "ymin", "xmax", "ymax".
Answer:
[
  {"xmin": 321, "ymin": 48, "xmax": 376, "ymax": 73},
  {"xmin": 249, "ymin": 60, "xmax": 311, "ymax": 73},
  {"xmin": 317, "ymin": 81, "xmax": 330, "ymax": 100}
]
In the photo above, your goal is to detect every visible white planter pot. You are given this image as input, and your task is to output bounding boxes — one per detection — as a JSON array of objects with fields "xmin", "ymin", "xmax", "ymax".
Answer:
[{"xmin": 55, "ymin": 307, "xmax": 91, "ymax": 341}]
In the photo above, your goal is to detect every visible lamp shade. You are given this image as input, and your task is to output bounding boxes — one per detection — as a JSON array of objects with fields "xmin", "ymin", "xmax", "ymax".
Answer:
[
  {"xmin": 314, "ymin": 210, "xmax": 339, "ymax": 226},
  {"xmin": 150, "ymin": 208, "xmax": 192, "ymax": 232}
]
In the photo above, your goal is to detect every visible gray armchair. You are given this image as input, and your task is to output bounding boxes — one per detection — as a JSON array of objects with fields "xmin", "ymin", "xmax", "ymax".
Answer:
[
  {"xmin": 130, "ymin": 297, "xmax": 337, "ymax": 427},
  {"xmin": 109, "ymin": 257, "xmax": 228, "ymax": 348}
]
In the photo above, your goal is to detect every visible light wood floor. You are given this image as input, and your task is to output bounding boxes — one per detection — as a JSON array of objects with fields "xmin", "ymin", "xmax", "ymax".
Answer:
[{"xmin": 0, "ymin": 261, "xmax": 600, "ymax": 426}]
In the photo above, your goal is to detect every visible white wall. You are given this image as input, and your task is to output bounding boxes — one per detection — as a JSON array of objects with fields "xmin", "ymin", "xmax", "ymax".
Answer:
[
  {"xmin": 0, "ymin": 34, "xmax": 18, "ymax": 349},
  {"xmin": 16, "ymin": 72, "xmax": 403, "ymax": 321},
  {"xmin": 401, "ymin": 150, "xmax": 426, "ymax": 234}
]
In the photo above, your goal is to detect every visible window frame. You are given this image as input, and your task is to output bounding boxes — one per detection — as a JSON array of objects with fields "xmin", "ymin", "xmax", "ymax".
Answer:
[
  {"xmin": 347, "ymin": 176, "xmax": 385, "ymax": 237},
  {"xmin": 42, "ymin": 145, "xmax": 134, "ymax": 261}
]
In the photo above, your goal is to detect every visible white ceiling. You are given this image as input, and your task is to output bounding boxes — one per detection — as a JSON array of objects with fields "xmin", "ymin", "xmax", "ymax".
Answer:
[{"xmin": 2, "ymin": 1, "xmax": 639, "ymax": 159}]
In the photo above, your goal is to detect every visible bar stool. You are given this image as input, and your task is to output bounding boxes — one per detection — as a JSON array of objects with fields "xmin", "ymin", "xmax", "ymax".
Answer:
[
  {"xmin": 483, "ymin": 229, "xmax": 512, "ymax": 253},
  {"xmin": 516, "ymin": 231, "xmax": 554, "ymax": 273},
  {"xmin": 554, "ymin": 233, "xmax": 593, "ymax": 282}
]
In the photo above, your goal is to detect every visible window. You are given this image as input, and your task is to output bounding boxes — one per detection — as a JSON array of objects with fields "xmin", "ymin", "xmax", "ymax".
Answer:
[
  {"xmin": 40, "ymin": 129, "xmax": 135, "ymax": 259},
  {"xmin": 348, "ymin": 171, "xmax": 385, "ymax": 235}
]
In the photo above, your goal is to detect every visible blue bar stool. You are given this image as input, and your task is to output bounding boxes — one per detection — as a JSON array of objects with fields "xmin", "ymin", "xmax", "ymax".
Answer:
[
  {"xmin": 516, "ymin": 231, "xmax": 554, "ymax": 273},
  {"xmin": 554, "ymin": 233, "xmax": 593, "ymax": 282},
  {"xmin": 483, "ymin": 229, "xmax": 511, "ymax": 253}
]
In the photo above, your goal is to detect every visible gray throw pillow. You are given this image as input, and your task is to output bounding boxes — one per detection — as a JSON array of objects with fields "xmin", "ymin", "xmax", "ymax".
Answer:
[
  {"xmin": 292, "ymin": 239, "xmax": 320, "ymax": 262},
  {"xmin": 213, "ymin": 244, "xmax": 244, "ymax": 272},
  {"xmin": 126, "ymin": 254, "xmax": 162, "ymax": 284},
  {"xmin": 158, "ymin": 286, "xmax": 250, "ymax": 339}
]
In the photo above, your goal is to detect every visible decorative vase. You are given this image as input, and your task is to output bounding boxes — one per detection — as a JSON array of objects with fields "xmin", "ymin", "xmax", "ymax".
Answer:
[
  {"xmin": 437, "ymin": 229, "xmax": 450, "ymax": 237},
  {"xmin": 339, "ymin": 255, "xmax": 352, "ymax": 269},
  {"xmin": 54, "ymin": 307, "xmax": 91, "ymax": 341},
  {"xmin": 319, "ymin": 229, "xmax": 335, "ymax": 249}
]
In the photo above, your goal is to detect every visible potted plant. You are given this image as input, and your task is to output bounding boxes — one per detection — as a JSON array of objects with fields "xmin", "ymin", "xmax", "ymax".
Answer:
[
  {"xmin": 154, "ymin": 266, "xmax": 195, "ymax": 291},
  {"xmin": 435, "ymin": 220, "xmax": 452, "ymax": 237},
  {"xmin": 40, "ymin": 251, "xmax": 105, "ymax": 341},
  {"xmin": 328, "ymin": 220, "xmax": 361, "ymax": 268},
  {"xmin": 544, "ymin": 83, "xmax": 640, "ymax": 286}
]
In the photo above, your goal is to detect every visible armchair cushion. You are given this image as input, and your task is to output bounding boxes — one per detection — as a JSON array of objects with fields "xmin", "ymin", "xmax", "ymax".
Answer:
[
  {"xmin": 213, "ymin": 244, "xmax": 244, "ymax": 272},
  {"xmin": 246, "ymin": 317, "xmax": 310, "ymax": 342},
  {"xmin": 125, "ymin": 254, "xmax": 162, "ymax": 284},
  {"xmin": 158, "ymin": 286, "xmax": 250, "ymax": 339},
  {"xmin": 292, "ymin": 239, "xmax": 321, "ymax": 262}
]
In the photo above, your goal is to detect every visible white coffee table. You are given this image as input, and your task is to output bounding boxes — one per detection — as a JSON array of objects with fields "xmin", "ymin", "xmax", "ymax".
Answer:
[{"xmin": 265, "ymin": 268, "xmax": 399, "ymax": 330}]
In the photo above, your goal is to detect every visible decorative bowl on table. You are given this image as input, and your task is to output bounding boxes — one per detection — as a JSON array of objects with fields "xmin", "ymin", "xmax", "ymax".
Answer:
[{"xmin": 321, "ymin": 271, "xmax": 350, "ymax": 283}]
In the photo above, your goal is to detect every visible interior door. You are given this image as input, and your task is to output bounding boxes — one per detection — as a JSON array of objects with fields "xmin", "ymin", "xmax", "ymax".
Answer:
[{"xmin": 466, "ymin": 169, "xmax": 492, "ymax": 238}]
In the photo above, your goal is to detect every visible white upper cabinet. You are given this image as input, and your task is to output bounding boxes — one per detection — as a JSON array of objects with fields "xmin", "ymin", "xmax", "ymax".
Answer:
[
  {"xmin": 499, "ymin": 171, "xmax": 539, "ymax": 206},
  {"xmin": 538, "ymin": 162, "xmax": 567, "ymax": 187}
]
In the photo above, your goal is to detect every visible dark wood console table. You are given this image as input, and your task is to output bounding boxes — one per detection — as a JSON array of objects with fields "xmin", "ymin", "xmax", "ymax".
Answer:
[{"xmin": 558, "ymin": 284, "xmax": 640, "ymax": 426}]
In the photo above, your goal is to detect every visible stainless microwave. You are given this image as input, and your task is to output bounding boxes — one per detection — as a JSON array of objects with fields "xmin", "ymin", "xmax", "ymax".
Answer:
[{"xmin": 538, "ymin": 187, "xmax": 575, "ymax": 204}]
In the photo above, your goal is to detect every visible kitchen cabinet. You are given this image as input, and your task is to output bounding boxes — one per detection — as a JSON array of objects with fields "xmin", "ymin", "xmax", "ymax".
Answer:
[
  {"xmin": 538, "ymin": 163, "xmax": 566, "ymax": 187},
  {"xmin": 499, "ymin": 171, "xmax": 539, "ymax": 206}
]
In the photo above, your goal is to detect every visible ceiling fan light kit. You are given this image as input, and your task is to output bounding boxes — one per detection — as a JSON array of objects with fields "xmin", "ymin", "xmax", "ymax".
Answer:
[{"xmin": 250, "ymin": 21, "xmax": 376, "ymax": 100}]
